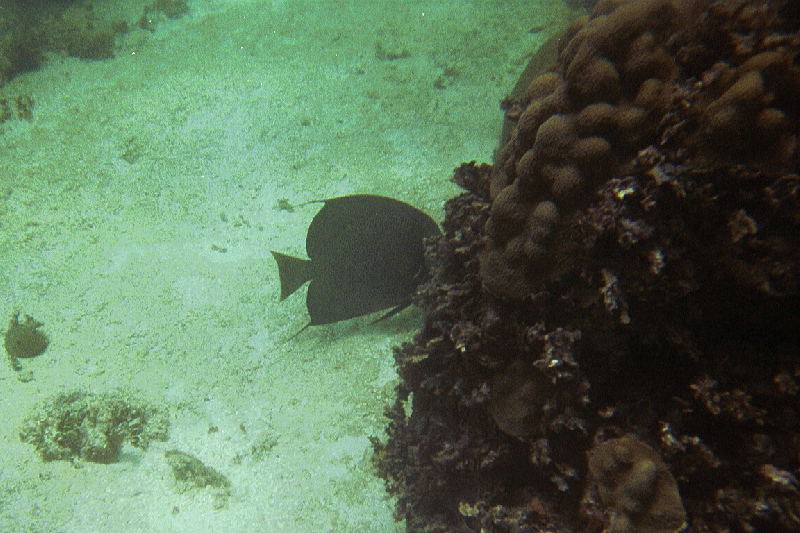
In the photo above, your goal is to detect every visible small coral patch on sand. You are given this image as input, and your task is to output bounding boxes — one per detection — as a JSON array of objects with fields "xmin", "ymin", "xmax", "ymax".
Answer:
[{"xmin": 20, "ymin": 389, "xmax": 169, "ymax": 464}]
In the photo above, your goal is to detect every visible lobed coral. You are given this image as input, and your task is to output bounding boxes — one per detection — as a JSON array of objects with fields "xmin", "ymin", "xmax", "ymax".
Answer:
[
  {"xmin": 586, "ymin": 435, "xmax": 686, "ymax": 533},
  {"xmin": 375, "ymin": 1, "xmax": 800, "ymax": 532},
  {"xmin": 485, "ymin": 0, "xmax": 693, "ymax": 299}
]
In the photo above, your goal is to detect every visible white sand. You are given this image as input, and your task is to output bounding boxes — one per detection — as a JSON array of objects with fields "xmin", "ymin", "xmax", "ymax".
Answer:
[{"xmin": 0, "ymin": 0, "xmax": 574, "ymax": 531}]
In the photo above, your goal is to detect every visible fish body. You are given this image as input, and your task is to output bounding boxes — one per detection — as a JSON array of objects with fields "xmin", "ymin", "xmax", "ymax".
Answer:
[{"xmin": 271, "ymin": 194, "xmax": 441, "ymax": 328}]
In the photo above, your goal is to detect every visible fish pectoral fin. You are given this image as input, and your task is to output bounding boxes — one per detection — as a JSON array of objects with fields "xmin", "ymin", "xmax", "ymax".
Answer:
[{"xmin": 270, "ymin": 251, "xmax": 312, "ymax": 301}]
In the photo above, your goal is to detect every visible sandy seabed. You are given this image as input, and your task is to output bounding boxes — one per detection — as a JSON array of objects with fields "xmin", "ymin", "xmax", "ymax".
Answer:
[{"xmin": 0, "ymin": 1, "xmax": 574, "ymax": 531}]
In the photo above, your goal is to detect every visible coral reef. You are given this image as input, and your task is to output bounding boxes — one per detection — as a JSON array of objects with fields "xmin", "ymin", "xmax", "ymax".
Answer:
[
  {"xmin": 0, "ymin": 0, "xmax": 190, "ymax": 89},
  {"xmin": 374, "ymin": 1, "xmax": 800, "ymax": 532},
  {"xmin": 0, "ymin": 0, "xmax": 123, "ymax": 87},
  {"xmin": 20, "ymin": 389, "xmax": 169, "ymax": 464}
]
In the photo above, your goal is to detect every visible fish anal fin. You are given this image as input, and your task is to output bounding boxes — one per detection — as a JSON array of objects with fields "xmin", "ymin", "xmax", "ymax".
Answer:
[
  {"xmin": 270, "ymin": 251, "xmax": 312, "ymax": 301},
  {"xmin": 371, "ymin": 301, "xmax": 411, "ymax": 324},
  {"xmin": 284, "ymin": 321, "xmax": 312, "ymax": 342}
]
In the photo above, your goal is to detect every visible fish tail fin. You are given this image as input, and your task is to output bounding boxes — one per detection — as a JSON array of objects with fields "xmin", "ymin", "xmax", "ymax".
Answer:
[{"xmin": 270, "ymin": 251, "xmax": 312, "ymax": 300}]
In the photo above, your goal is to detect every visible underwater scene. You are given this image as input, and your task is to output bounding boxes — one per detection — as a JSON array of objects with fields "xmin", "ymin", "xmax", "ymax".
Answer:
[{"xmin": 1, "ymin": 0, "xmax": 799, "ymax": 532}]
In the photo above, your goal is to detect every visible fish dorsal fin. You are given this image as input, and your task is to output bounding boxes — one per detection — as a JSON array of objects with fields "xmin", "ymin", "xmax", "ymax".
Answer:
[{"xmin": 270, "ymin": 251, "xmax": 312, "ymax": 301}]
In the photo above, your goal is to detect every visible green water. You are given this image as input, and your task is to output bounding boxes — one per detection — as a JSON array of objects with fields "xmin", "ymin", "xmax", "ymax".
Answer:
[{"xmin": 0, "ymin": 1, "xmax": 576, "ymax": 531}]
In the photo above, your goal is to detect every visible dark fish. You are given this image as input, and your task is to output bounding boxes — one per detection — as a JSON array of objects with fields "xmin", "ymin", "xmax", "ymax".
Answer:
[{"xmin": 271, "ymin": 194, "xmax": 441, "ymax": 334}]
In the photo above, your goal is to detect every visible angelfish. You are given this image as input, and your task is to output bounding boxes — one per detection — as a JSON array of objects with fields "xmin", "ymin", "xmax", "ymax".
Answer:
[{"xmin": 271, "ymin": 194, "xmax": 441, "ymax": 335}]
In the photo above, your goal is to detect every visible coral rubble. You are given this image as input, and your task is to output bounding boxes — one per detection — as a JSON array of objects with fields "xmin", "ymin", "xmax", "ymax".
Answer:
[
  {"xmin": 20, "ymin": 389, "xmax": 169, "ymax": 464},
  {"xmin": 374, "ymin": 1, "xmax": 800, "ymax": 532}
]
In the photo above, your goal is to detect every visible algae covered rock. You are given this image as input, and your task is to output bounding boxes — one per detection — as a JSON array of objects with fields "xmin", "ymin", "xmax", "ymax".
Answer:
[
  {"xmin": 165, "ymin": 449, "xmax": 231, "ymax": 509},
  {"xmin": 587, "ymin": 435, "xmax": 687, "ymax": 533},
  {"xmin": 20, "ymin": 389, "xmax": 169, "ymax": 463},
  {"xmin": 4, "ymin": 312, "xmax": 48, "ymax": 368}
]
